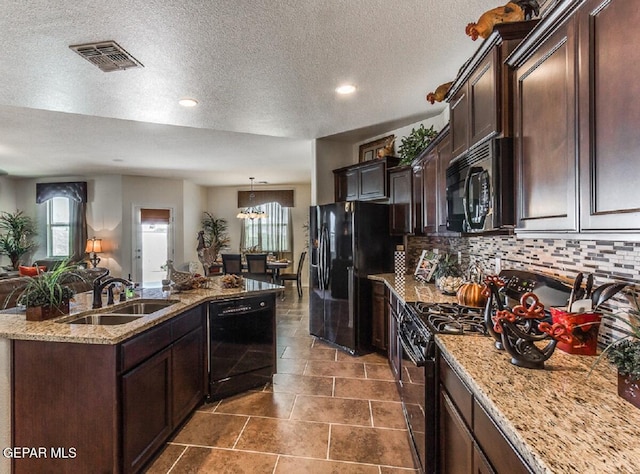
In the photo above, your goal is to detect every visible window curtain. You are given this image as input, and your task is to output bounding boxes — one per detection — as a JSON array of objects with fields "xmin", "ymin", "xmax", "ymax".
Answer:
[
  {"xmin": 240, "ymin": 202, "xmax": 292, "ymax": 253},
  {"xmin": 69, "ymin": 199, "xmax": 88, "ymax": 262},
  {"xmin": 36, "ymin": 181, "xmax": 88, "ymax": 262}
]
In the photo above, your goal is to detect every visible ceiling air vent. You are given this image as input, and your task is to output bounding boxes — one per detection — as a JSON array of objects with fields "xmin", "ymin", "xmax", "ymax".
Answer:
[{"xmin": 69, "ymin": 41, "xmax": 143, "ymax": 72}]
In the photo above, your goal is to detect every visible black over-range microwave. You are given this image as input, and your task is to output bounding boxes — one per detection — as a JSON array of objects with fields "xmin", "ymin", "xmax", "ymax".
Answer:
[{"xmin": 445, "ymin": 138, "xmax": 515, "ymax": 233}]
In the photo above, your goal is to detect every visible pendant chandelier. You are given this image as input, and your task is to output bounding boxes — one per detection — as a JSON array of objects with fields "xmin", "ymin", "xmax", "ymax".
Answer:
[{"xmin": 237, "ymin": 177, "xmax": 268, "ymax": 220}]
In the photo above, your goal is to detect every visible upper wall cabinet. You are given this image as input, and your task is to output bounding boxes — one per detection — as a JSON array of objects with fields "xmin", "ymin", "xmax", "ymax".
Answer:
[
  {"xmin": 509, "ymin": 12, "xmax": 578, "ymax": 232},
  {"xmin": 577, "ymin": 0, "xmax": 640, "ymax": 231},
  {"xmin": 334, "ymin": 156, "xmax": 401, "ymax": 202},
  {"xmin": 509, "ymin": 0, "xmax": 639, "ymax": 233},
  {"xmin": 447, "ymin": 21, "xmax": 538, "ymax": 161}
]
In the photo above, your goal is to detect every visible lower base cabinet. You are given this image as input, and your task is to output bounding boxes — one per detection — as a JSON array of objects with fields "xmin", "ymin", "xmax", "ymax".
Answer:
[
  {"xmin": 438, "ymin": 350, "xmax": 531, "ymax": 474},
  {"xmin": 12, "ymin": 304, "xmax": 206, "ymax": 474}
]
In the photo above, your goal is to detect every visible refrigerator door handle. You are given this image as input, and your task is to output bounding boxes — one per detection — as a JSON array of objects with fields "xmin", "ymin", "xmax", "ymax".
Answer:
[
  {"xmin": 317, "ymin": 225, "xmax": 325, "ymax": 290},
  {"xmin": 322, "ymin": 227, "xmax": 330, "ymax": 289},
  {"xmin": 347, "ymin": 266, "xmax": 354, "ymax": 328}
]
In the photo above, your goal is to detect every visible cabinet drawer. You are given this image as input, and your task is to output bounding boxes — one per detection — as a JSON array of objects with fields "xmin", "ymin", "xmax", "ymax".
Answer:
[
  {"xmin": 121, "ymin": 323, "xmax": 172, "ymax": 372},
  {"xmin": 439, "ymin": 356, "xmax": 473, "ymax": 428},
  {"xmin": 473, "ymin": 399, "xmax": 532, "ymax": 474},
  {"xmin": 172, "ymin": 306, "xmax": 203, "ymax": 341}
]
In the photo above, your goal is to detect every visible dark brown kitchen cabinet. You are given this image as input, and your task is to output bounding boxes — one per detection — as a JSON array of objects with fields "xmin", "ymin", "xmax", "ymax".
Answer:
[
  {"xmin": 438, "ymin": 351, "xmax": 532, "ymax": 474},
  {"xmin": 371, "ymin": 280, "xmax": 388, "ymax": 351},
  {"xmin": 335, "ymin": 168, "xmax": 358, "ymax": 202},
  {"xmin": 389, "ymin": 166, "xmax": 413, "ymax": 235},
  {"xmin": 333, "ymin": 157, "xmax": 400, "ymax": 202},
  {"xmin": 440, "ymin": 389, "xmax": 474, "ymax": 473},
  {"xmin": 436, "ymin": 131, "xmax": 452, "ymax": 232},
  {"xmin": 12, "ymin": 304, "xmax": 207, "ymax": 474},
  {"xmin": 412, "ymin": 162, "xmax": 423, "ymax": 233},
  {"xmin": 577, "ymin": 0, "xmax": 640, "ymax": 231},
  {"xmin": 411, "ymin": 126, "xmax": 450, "ymax": 235},
  {"xmin": 510, "ymin": 14, "xmax": 578, "ymax": 232},
  {"xmin": 387, "ymin": 290, "xmax": 401, "ymax": 381},
  {"xmin": 122, "ymin": 346, "xmax": 172, "ymax": 473},
  {"xmin": 447, "ymin": 21, "xmax": 538, "ymax": 160}
]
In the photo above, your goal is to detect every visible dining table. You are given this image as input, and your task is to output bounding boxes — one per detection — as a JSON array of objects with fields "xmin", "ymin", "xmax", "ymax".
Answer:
[{"xmin": 209, "ymin": 260, "xmax": 291, "ymax": 282}]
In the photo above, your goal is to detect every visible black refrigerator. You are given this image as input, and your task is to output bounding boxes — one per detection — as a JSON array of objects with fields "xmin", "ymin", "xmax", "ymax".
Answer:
[{"xmin": 309, "ymin": 201, "xmax": 395, "ymax": 355}]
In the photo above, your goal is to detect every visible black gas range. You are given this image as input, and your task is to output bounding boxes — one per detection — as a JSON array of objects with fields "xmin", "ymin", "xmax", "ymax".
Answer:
[{"xmin": 401, "ymin": 301, "xmax": 487, "ymax": 362}]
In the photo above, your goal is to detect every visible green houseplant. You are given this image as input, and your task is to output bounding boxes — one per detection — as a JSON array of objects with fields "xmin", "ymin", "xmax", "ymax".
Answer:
[
  {"xmin": 0, "ymin": 210, "xmax": 37, "ymax": 270},
  {"xmin": 397, "ymin": 124, "xmax": 439, "ymax": 166},
  {"xmin": 17, "ymin": 259, "xmax": 80, "ymax": 321},
  {"xmin": 592, "ymin": 293, "xmax": 640, "ymax": 408},
  {"xmin": 201, "ymin": 212, "xmax": 230, "ymax": 260}
]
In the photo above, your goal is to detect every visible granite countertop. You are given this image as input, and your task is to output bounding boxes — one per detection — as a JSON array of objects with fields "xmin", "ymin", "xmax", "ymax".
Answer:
[
  {"xmin": 0, "ymin": 276, "xmax": 282, "ymax": 345},
  {"xmin": 437, "ymin": 335, "xmax": 640, "ymax": 473},
  {"xmin": 368, "ymin": 273, "xmax": 458, "ymax": 304},
  {"xmin": 371, "ymin": 273, "xmax": 640, "ymax": 473}
]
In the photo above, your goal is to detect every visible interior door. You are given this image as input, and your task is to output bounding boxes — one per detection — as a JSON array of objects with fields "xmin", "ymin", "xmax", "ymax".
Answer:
[{"xmin": 133, "ymin": 207, "xmax": 174, "ymax": 283}]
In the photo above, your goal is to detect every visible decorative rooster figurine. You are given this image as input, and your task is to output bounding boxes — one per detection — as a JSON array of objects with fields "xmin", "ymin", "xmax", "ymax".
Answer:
[
  {"xmin": 466, "ymin": 0, "xmax": 540, "ymax": 41},
  {"xmin": 376, "ymin": 136, "xmax": 396, "ymax": 158},
  {"xmin": 426, "ymin": 81, "xmax": 453, "ymax": 105}
]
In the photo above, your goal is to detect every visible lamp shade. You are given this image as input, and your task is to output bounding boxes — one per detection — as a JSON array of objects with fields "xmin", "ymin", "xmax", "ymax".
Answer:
[{"xmin": 85, "ymin": 238, "xmax": 103, "ymax": 253}]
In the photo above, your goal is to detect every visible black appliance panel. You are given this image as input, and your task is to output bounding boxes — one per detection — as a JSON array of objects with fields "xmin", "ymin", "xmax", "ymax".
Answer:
[
  {"xmin": 446, "ymin": 138, "xmax": 514, "ymax": 233},
  {"xmin": 309, "ymin": 202, "xmax": 393, "ymax": 354},
  {"xmin": 499, "ymin": 269, "xmax": 573, "ymax": 309},
  {"xmin": 209, "ymin": 295, "xmax": 276, "ymax": 400}
]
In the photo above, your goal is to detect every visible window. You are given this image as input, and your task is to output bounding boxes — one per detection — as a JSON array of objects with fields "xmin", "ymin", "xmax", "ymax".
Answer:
[
  {"xmin": 47, "ymin": 197, "xmax": 71, "ymax": 257},
  {"xmin": 242, "ymin": 202, "xmax": 292, "ymax": 253}
]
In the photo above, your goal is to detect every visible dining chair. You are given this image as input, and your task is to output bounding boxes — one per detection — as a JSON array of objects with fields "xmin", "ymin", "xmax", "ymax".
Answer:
[
  {"xmin": 245, "ymin": 253, "xmax": 272, "ymax": 282},
  {"xmin": 221, "ymin": 254, "xmax": 242, "ymax": 275},
  {"xmin": 278, "ymin": 251, "xmax": 306, "ymax": 299}
]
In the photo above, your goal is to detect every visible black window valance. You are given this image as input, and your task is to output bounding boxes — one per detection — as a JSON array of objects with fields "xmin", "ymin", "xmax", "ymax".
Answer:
[
  {"xmin": 237, "ymin": 189, "xmax": 294, "ymax": 208},
  {"xmin": 36, "ymin": 182, "xmax": 87, "ymax": 203}
]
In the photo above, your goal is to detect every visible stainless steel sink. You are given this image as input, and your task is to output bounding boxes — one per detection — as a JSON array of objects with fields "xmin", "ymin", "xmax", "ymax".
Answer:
[
  {"xmin": 65, "ymin": 314, "xmax": 144, "ymax": 325},
  {"xmin": 60, "ymin": 299, "xmax": 179, "ymax": 325},
  {"xmin": 104, "ymin": 300, "xmax": 179, "ymax": 315}
]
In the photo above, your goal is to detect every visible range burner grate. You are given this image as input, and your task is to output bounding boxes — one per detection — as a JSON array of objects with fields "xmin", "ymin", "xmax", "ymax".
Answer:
[{"xmin": 412, "ymin": 302, "xmax": 488, "ymax": 335}]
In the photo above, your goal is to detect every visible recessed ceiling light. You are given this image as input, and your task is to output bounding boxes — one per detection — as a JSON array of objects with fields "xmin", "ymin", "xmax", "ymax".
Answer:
[
  {"xmin": 335, "ymin": 84, "xmax": 356, "ymax": 95},
  {"xmin": 179, "ymin": 98, "xmax": 198, "ymax": 107}
]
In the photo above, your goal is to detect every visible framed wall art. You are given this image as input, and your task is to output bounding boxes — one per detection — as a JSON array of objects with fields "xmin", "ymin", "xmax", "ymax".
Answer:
[
  {"xmin": 414, "ymin": 250, "xmax": 439, "ymax": 282},
  {"xmin": 358, "ymin": 134, "xmax": 395, "ymax": 162}
]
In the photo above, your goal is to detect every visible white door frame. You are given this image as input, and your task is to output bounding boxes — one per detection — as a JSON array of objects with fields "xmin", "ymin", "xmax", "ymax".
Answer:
[{"xmin": 132, "ymin": 205, "xmax": 175, "ymax": 283}]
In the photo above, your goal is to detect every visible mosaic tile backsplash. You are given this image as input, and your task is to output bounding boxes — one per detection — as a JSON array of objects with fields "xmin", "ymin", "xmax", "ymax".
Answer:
[{"xmin": 406, "ymin": 234, "xmax": 640, "ymax": 347}]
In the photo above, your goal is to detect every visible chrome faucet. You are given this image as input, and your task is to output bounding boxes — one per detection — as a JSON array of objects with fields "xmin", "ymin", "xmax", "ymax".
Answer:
[{"xmin": 93, "ymin": 277, "xmax": 133, "ymax": 309}]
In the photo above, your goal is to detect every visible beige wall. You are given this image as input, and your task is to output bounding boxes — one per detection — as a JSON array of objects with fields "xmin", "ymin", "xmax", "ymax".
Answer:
[
  {"xmin": 6, "ymin": 175, "xmax": 207, "ymax": 279},
  {"xmin": 312, "ymin": 139, "xmax": 352, "ymax": 205},
  {"xmin": 0, "ymin": 177, "xmax": 17, "ymax": 268},
  {"xmin": 206, "ymin": 183, "xmax": 311, "ymax": 286}
]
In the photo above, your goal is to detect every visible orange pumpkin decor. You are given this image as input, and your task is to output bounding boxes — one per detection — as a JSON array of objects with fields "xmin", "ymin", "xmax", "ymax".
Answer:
[{"xmin": 457, "ymin": 281, "xmax": 488, "ymax": 308}]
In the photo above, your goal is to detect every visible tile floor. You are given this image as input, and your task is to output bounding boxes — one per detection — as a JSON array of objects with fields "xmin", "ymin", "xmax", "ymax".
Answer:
[{"xmin": 145, "ymin": 286, "xmax": 419, "ymax": 473}]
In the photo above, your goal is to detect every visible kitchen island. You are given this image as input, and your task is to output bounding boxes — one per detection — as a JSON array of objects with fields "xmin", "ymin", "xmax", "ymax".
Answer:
[
  {"xmin": 0, "ymin": 277, "xmax": 282, "ymax": 474},
  {"xmin": 371, "ymin": 272, "xmax": 640, "ymax": 473}
]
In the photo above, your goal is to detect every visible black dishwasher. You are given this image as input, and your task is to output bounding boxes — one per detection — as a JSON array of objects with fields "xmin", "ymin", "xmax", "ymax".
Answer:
[{"xmin": 208, "ymin": 294, "xmax": 276, "ymax": 400}]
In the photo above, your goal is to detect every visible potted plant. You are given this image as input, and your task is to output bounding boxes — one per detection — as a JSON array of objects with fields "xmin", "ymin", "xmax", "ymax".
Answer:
[
  {"xmin": 397, "ymin": 124, "xmax": 439, "ymax": 166},
  {"xmin": 201, "ymin": 212, "xmax": 230, "ymax": 259},
  {"xmin": 592, "ymin": 293, "xmax": 640, "ymax": 408},
  {"xmin": 17, "ymin": 259, "xmax": 79, "ymax": 321},
  {"xmin": 0, "ymin": 210, "xmax": 37, "ymax": 270}
]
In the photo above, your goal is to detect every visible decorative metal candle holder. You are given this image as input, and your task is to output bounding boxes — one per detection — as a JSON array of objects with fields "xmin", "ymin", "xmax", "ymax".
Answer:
[{"xmin": 492, "ymin": 292, "xmax": 573, "ymax": 370}]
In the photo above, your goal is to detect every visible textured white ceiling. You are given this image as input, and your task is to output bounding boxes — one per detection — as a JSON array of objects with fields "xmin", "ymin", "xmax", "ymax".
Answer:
[{"xmin": 0, "ymin": 0, "xmax": 501, "ymax": 185}]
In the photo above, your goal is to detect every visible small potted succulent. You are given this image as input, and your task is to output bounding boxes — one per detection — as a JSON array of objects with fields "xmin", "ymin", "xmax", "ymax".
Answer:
[
  {"xmin": 593, "ymin": 293, "xmax": 640, "ymax": 408},
  {"xmin": 17, "ymin": 259, "xmax": 79, "ymax": 321}
]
